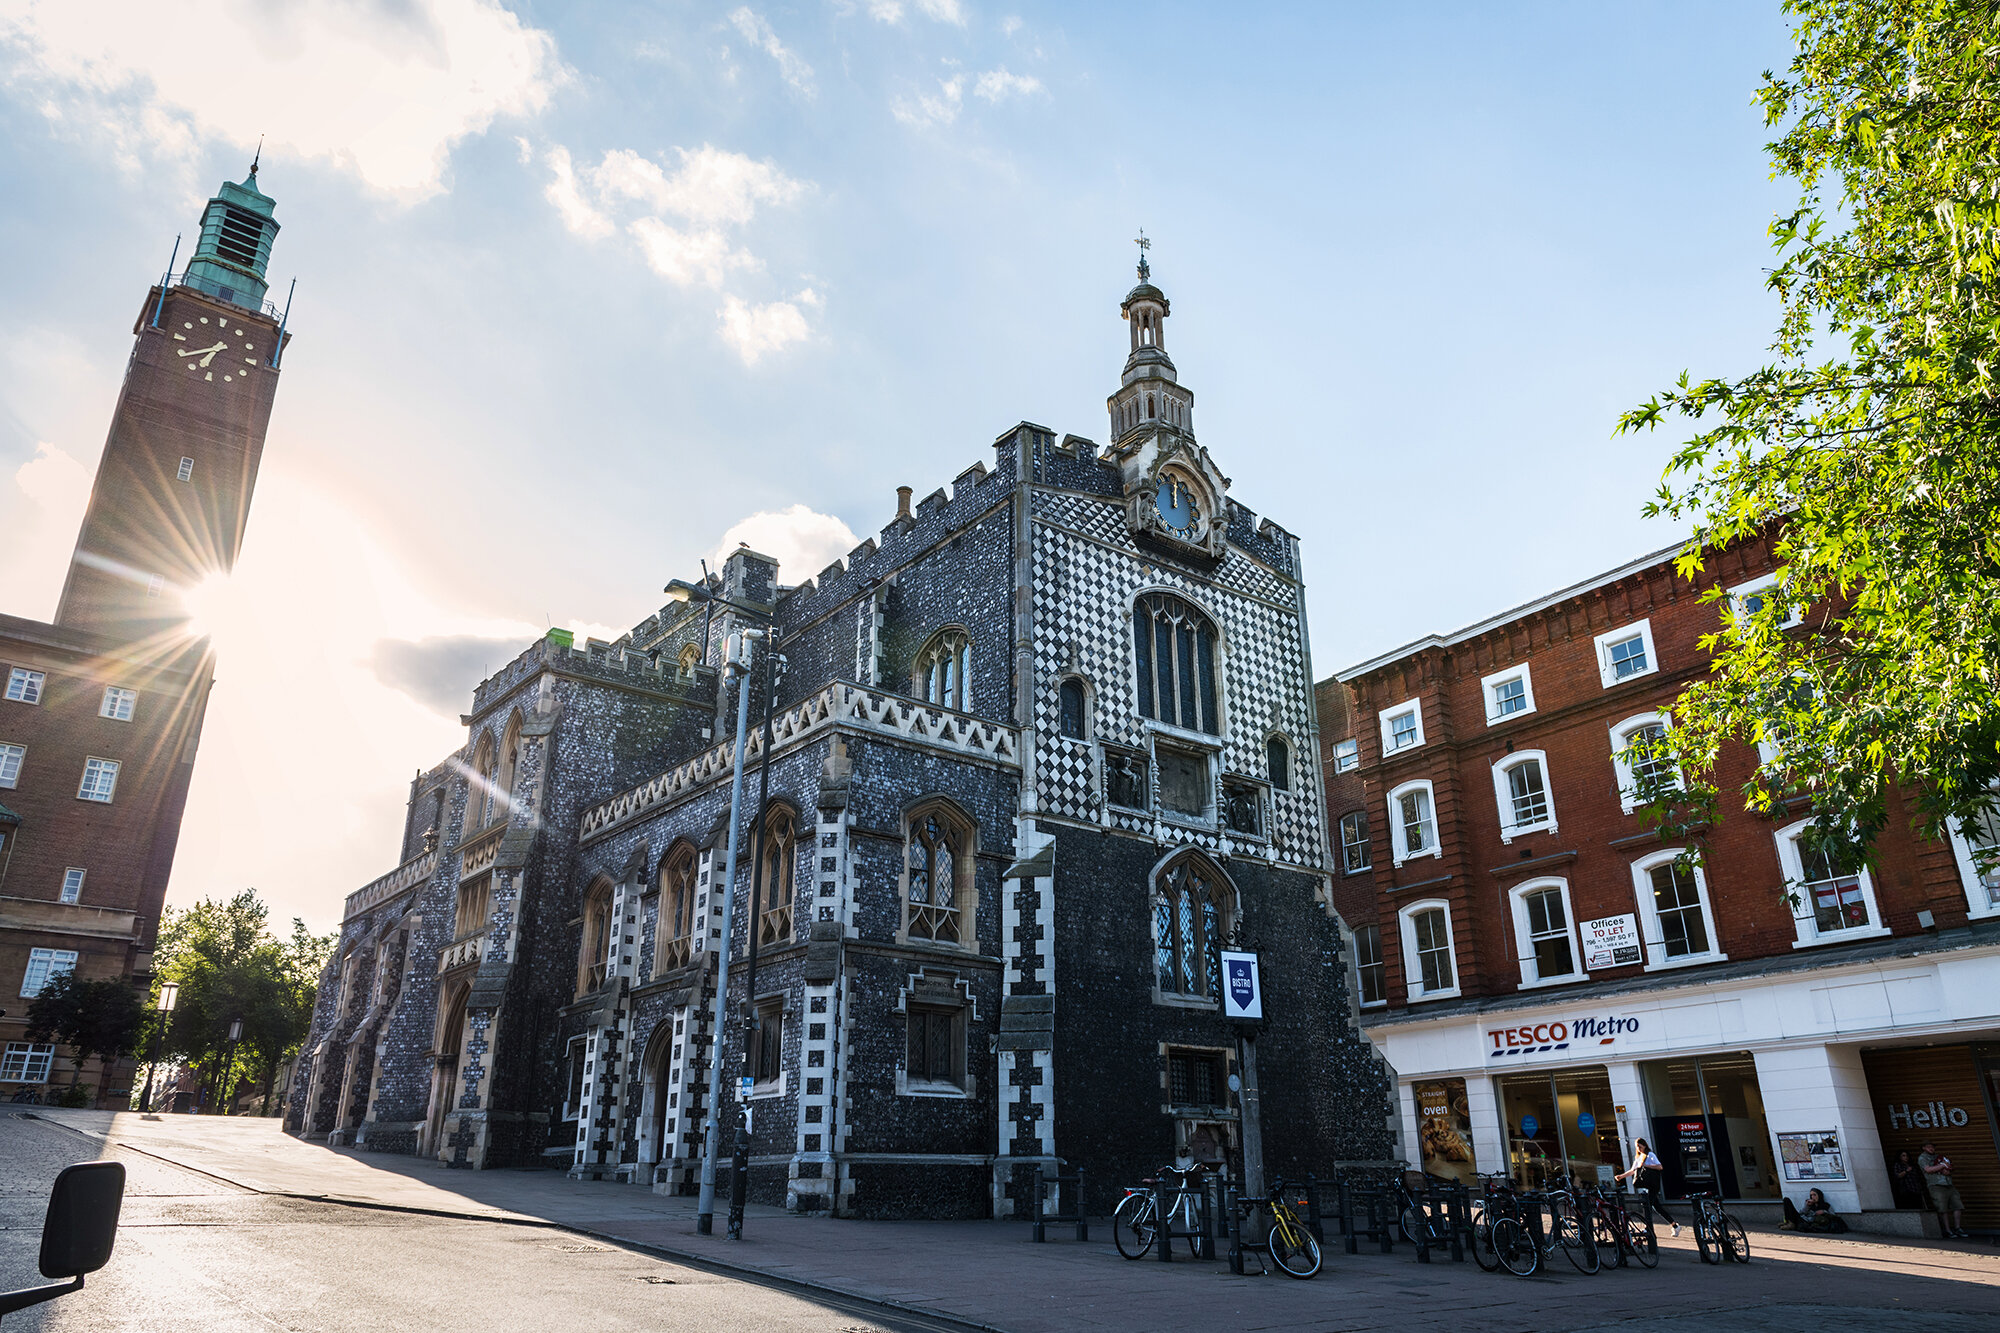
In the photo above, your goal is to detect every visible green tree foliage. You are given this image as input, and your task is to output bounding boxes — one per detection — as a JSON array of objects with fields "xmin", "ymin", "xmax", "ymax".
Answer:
[
  {"xmin": 25, "ymin": 970, "xmax": 145, "ymax": 1106},
  {"xmin": 152, "ymin": 889, "xmax": 335, "ymax": 1113},
  {"xmin": 1619, "ymin": 0, "xmax": 2000, "ymax": 867}
]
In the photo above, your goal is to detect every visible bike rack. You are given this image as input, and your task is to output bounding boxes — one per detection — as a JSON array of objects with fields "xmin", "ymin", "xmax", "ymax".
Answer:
[
  {"xmin": 1029, "ymin": 1163, "xmax": 1087, "ymax": 1243},
  {"xmin": 1148, "ymin": 1182, "xmax": 1215, "ymax": 1263}
]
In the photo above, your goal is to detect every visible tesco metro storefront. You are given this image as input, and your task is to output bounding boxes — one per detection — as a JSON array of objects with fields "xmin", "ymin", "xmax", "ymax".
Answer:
[{"xmin": 1363, "ymin": 939, "xmax": 2000, "ymax": 1231}]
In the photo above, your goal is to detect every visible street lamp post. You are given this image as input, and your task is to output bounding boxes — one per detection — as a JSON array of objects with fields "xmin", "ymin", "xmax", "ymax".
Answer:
[
  {"xmin": 667, "ymin": 577, "xmax": 770, "ymax": 1238},
  {"xmin": 138, "ymin": 981, "xmax": 179, "ymax": 1114},
  {"xmin": 219, "ymin": 1018, "xmax": 243, "ymax": 1116},
  {"xmin": 727, "ymin": 624, "xmax": 780, "ymax": 1241}
]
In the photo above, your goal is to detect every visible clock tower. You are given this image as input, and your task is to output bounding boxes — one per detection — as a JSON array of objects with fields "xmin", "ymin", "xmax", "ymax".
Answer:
[
  {"xmin": 1107, "ymin": 246, "xmax": 1231, "ymax": 560},
  {"xmin": 54, "ymin": 163, "xmax": 290, "ymax": 639}
]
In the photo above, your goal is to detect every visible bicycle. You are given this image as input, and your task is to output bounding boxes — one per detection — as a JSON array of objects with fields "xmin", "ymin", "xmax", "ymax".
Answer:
[
  {"xmin": 1393, "ymin": 1171, "xmax": 1461, "ymax": 1253},
  {"xmin": 1113, "ymin": 1165, "xmax": 1208, "ymax": 1260},
  {"xmin": 1469, "ymin": 1175, "xmax": 1541, "ymax": 1276},
  {"xmin": 1687, "ymin": 1192, "xmax": 1750, "ymax": 1265},
  {"xmin": 1582, "ymin": 1185, "xmax": 1659, "ymax": 1269},
  {"xmin": 1530, "ymin": 1185, "xmax": 1599, "ymax": 1275},
  {"xmin": 1239, "ymin": 1176, "xmax": 1322, "ymax": 1279}
]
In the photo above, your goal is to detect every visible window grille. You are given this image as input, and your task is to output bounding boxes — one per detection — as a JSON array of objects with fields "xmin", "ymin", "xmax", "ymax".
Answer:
[
  {"xmin": 1, "ymin": 1042, "xmax": 55, "ymax": 1083},
  {"xmin": 61, "ymin": 868, "xmax": 85, "ymax": 904},
  {"xmin": 1798, "ymin": 842, "xmax": 1870, "ymax": 933},
  {"xmin": 1398, "ymin": 787, "xmax": 1434, "ymax": 855},
  {"xmin": 1333, "ymin": 738, "xmax": 1359, "ymax": 772},
  {"xmin": 759, "ymin": 808, "xmax": 796, "ymax": 947},
  {"xmin": 1167, "ymin": 1048, "xmax": 1225, "ymax": 1106},
  {"xmin": 1607, "ymin": 634, "xmax": 1649, "ymax": 679},
  {"xmin": 906, "ymin": 1006, "xmax": 962, "ymax": 1086}
]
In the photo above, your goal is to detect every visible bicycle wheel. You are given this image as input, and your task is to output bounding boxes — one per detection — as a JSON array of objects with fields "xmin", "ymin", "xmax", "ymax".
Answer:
[
  {"xmin": 1557, "ymin": 1209, "xmax": 1599, "ymax": 1275},
  {"xmin": 1270, "ymin": 1219, "xmax": 1323, "ymax": 1279},
  {"xmin": 1592, "ymin": 1212, "xmax": 1622, "ymax": 1268},
  {"xmin": 1494, "ymin": 1217, "xmax": 1540, "ymax": 1277},
  {"xmin": 1724, "ymin": 1217, "xmax": 1750, "ymax": 1264},
  {"xmin": 1112, "ymin": 1194, "xmax": 1156, "ymax": 1260},
  {"xmin": 1626, "ymin": 1217, "xmax": 1659, "ymax": 1269},
  {"xmin": 1471, "ymin": 1214, "xmax": 1504, "ymax": 1272}
]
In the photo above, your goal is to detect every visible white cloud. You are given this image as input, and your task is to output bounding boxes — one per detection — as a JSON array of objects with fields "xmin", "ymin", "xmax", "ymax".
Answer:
[
  {"xmin": 594, "ymin": 145, "xmax": 805, "ymax": 226},
  {"xmin": 727, "ymin": 8, "xmax": 815, "ymax": 97},
  {"xmin": 892, "ymin": 75, "xmax": 964, "ymax": 127},
  {"xmin": 630, "ymin": 217, "xmax": 758, "ymax": 289},
  {"xmin": 0, "ymin": 442, "xmax": 92, "ymax": 617},
  {"xmin": 974, "ymin": 67, "xmax": 1041, "ymax": 101},
  {"xmin": 0, "ymin": 0, "xmax": 562, "ymax": 199},
  {"xmin": 711, "ymin": 503, "xmax": 858, "ymax": 581},
  {"xmin": 718, "ymin": 291, "xmax": 815, "ymax": 364},
  {"xmin": 1000, "ymin": 15, "xmax": 1022, "ymax": 36},
  {"xmin": 543, "ymin": 145, "xmax": 611, "ymax": 239},
  {"xmin": 916, "ymin": 0, "xmax": 968, "ymax": 25}
]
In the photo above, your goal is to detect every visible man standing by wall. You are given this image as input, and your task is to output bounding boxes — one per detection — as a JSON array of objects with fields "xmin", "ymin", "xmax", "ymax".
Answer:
[{"xmin": 1918, "ymin": 1141, "xmax": 1967, "ymax": 1238}]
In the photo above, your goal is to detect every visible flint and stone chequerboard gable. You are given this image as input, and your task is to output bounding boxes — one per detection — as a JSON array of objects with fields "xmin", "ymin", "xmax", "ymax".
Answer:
[{"xmin": 288, "ymin": 258, "xmax": 1392, "ymax": 1218}]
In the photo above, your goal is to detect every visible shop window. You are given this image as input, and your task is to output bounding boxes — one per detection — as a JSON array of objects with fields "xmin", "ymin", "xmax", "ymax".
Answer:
[
  {"xmin": 1379, "ymin": 699, "xmax": 1425, "ymax": 753},
  {"xmin": 1480, "ymin": 664, "xmax": 1536, "ymax": 724},
  {"xmin": 1058, "ymin": 678, "xmax": 1087, "ymax": 739},
  {"xmin": 1387, "ymin": 779, "xmax": 1438, "ymax": 866},
  {"xmin": 1508, "ymin": 878, "xmax": 1582, "ymax": 986},
  {"xmin": 1636, "ymin": 1053, "xmax": 1779, "ymax": 1200},
  {"xmin": 1496, "ymin": 1066, "xmax": 1623, "ymax": 1191},
  {"xmin": 1133, "ymin": 593, "xmax": 1220, "ymax": 734},
  {"xmin": 1610, "ymin": 712, "xmax": 1674, "ymax": 813},
  {"xmin": 1493, "ymin": 751, "xmax": 1556, "ymax": 841},
  {"xmin": 1946, "ymin": 797, "xmax": 2000, "ymax": 921},
  {"xmin": 905, "ymin": 1004, "xmax": 965, "ymax": 1092},
  {"xmin": 1332, "ymin": 738, "xmax": 1359, "ymax": 773},
  {"xmin": 1154, "ymin": 854, "xmax": 1232, "ymax": 1002},
  {"xmin": 1398, "ymin": 900, "xmax": 1459, "ymax": 1001},
  {"xmin": 1630, "ymin": 849, "xmax": 1725, "ymax": 968},
  {"xmin": 1167, "ymin": 1047, "xmax": 1228, "ymax": 1109},
  {"xmin": 1773, "ymin": 818, "xmax": 1888, "ymax": 947},
  {"xmin": 1339, "ymin": 810, "xmax": 1371, "ymax": 873},
  {"xmin": 1353, "ymin": 923, "xmax": 1386, "ymax": 1007}
]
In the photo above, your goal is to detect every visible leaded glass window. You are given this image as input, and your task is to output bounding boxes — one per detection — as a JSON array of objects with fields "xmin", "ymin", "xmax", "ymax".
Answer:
[
  {"xmin": 906, "ymin": 808, "xmax": 968, "ymax": 944},
  {"xmin": 1155, "ymin": 857, "xmax": 1229, "ymax": 999},
  {"xmin": 915, "ymin": 629, "xmax": 972, "ymax": 710},
  {"xmin": 1133, "ymin": 594, "xmax": 1219, "ymax": 734},
  {"xmin": 656, "ymin": 843, "xmax": 697, "ymax": 973}
]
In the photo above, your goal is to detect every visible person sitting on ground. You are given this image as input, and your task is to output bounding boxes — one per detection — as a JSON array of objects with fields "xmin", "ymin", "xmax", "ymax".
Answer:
[{"xmin": 1801, "ymin": 1187, "xmax": 1847, "ymax": 1233}]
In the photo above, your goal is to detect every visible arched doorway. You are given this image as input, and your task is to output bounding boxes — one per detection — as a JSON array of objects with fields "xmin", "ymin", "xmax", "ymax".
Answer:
[{"xmin": 423, "ymin": 983, "xmax": 469, "ymax": 1159}]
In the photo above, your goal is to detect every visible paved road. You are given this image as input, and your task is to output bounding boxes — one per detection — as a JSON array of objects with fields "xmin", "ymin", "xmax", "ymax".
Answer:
[{"xmin": 0, "ymin": 1110, "xmax": 933, "ymax": 1333}]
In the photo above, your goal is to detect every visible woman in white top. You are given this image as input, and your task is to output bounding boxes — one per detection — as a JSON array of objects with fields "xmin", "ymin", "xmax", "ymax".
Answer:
[{"xmin": 1615, "ymin": 1138, "xmax": 1679, "ymax": 1237}]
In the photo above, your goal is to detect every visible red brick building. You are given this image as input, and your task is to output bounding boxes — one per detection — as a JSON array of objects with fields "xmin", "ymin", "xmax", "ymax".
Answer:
[
  {"xmin": 1316, "ymin": 534, "xmax": 2000, "ymax": 1235},
  {"xmin": 0, "ymin": 166, "xmax": 288, "ymax": 1100}
]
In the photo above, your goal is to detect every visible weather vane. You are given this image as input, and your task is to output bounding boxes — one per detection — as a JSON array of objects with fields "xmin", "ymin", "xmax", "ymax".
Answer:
[{"xmin": 1134, "ymin": 228, "xmax": 1151, "ymax": 279}]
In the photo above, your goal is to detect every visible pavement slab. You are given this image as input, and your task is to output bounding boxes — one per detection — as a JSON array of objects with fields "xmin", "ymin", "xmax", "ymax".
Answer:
[{"xmin": 8, "ymin": 1108, "xmax": 1998, "ymax": 1333}]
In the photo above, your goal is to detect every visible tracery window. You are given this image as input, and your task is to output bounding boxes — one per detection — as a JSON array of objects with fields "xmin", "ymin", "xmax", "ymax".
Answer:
[
  {"xmin": 1133, "ymin": 593, "xmax": 1219, "ymax": 734},
  {"xmin": 468, "ymin": 733, "xmax": 498, "ymax": 831},
  {"xmin": 576, "ymin": 879, "xmax": 615, "ymax": 998},
  {"xmin": 1154, "ymin": 855, "xmax": 1231, "ymax": 1001},
  {"xmin": 758, "ymin": 806, "xmax": 796, "ymax": 947},
  {"xmin": 905, "ymin": 803, "xmax": 972, "ymax": 945},
  {"xmin": 654, "ymin": 842, "xmax": 697, "ymax": 974},
  {"xmin": 915, "ymin": 629, "xmax": 972, "ymax": 710}
]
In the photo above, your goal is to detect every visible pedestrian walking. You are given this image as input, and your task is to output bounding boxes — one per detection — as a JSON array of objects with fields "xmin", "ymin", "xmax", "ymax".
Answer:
[
  {"xmin": 1917, "ymin": 1141, "xmax": 1968, "ymax": 1238},
  {"xmin": 1615, "ymin": 1138, "xmax": 1679, "ymax": 1238},
  {"xmin": 1890, "ymin": 1150, "xmax": 1925, "ymax": 1210}
]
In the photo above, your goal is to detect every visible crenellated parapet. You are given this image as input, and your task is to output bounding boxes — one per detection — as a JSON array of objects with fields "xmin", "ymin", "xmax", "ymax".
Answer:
[
  {"xmin": 466, "ymin": 630, "xmax": 717, "ymax": 719},
  {"xmin": 342, "ymin": 849, "xmax": 439, "ymax": 923}
]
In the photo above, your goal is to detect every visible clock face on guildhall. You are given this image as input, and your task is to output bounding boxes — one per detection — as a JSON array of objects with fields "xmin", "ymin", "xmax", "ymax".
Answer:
[{"xmin": 173, "ymin": 312, "xmax": 263, "ymax": 384}]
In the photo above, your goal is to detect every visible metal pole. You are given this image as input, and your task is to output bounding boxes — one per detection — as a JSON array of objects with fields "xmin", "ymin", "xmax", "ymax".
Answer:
[
  {"xmin": 695, "ymin": 630, "xmax": 757, "ymax": 1234},
  {"xmin": 728, "ymin": 629, "xmax": 779, "ymax": 1240},
  {"xmin": 138, "ymin": 1024, "xmax": 163, "ymax": 1113},
  {"xmin": 150, "ymin": 234, "xmax": 180, "ymax": 329},
  {"xmin": 1238, "ymin": 1032, "xmax": 1265, "ymax": 1197}
]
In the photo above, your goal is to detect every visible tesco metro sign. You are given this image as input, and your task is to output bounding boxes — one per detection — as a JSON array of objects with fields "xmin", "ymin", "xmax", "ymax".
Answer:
[{"xmin": 1488, "ymin": 1013, "xmax": 1641, "ymax": 1060}]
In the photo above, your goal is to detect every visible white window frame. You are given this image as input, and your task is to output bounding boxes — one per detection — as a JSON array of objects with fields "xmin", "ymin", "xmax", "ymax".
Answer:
[
  {"xmin": 0, "ymin": 742, "xmax": 22, "ymax": 788},
  {"xmin": 1397, "ymin": 899, "xmax": 1461, "ymax": 1002},
  {"xmin": 100, "ymin": 686, "xmax": 137, "ymax": 722},
  {"xmin": 177, "ymin": 456, "xmax": 195, "ymax": 482},
  {"xmin": 1338, "ymin": 810, "xmax": 1371, "ymax": 874},
  {"xmin": 1492, "ymin": 749, "xmax": 1557, "ymax": 842},
  {"xmin": 60, "ymin": 868, "xmax": 85, "ymax": 904},
  {"xmin": 1480, "ymin": 664, "xmax": 1537, "ymax": 725},
  {"xmin": 1378, "ymin": 699, "xmax": 1426, "ymax": 754},
  {"xmin": 1352, "ymin": 922, "xmax": 1387, "ymax": 1008},
  {"xmin": 22, "ymin": 948, "xmax": 77, "ymax": 997},
  {"xmin": 1506, "ymin": 875, "xmax": 1587, "ymax": 988},
  {"xmin": 1727, "ymin": 575, "xmax": 1804, "ymax": 630},
  {"xmin": 1332, "ymin": 738, "xmax": 1359, "ymax": 773},
  {"xmin": 1593, "ymin": 619, "xmax": 1658, "ymax": 689},
  {"xmin": 1386, "ymin": 778, "xmax": 1440, "ymax": 867},
  {"xmin": 1773, "ymin": 816, "xmax": 1890, "ymax": 947},
  {"xmin": 78, "ymin": 756, "xmax": 120, "ymax": 804},
  {"xmin": 1609, "ymin": 711, "xmax": 1671, "ymax": 815},
  {"xmin": 1630, "ymin": 848, "xmax": 1727, "ymax": 970},
  {"xmin": 5, "ymin": 668, "xmax": 45, "ymax": 705},
  {"xmin": 1944, "ymin": 796, "xmax": 2000, "ymax": 922},
  {"xmin": 2, "ymin": 1041, "xmax": 56, "ymax": 1083}
]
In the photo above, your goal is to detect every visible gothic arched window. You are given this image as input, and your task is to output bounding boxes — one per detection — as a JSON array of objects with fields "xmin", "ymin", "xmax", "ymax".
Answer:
[
  {"xmin": 1058, "ymin": 678, "xmax": 1087, "ymax": 740},
  {"xmin": 496, "ymin": 713, "xmax": 523, "ymax": 812},
  {"xmin": 1155, "ymin": 855, "xmax": 1231, "ymax": 1000},
  {"xmin": 757, "ymin": 805, "xmax": 796, "ymax": 947},
  {"xmin": 905, "ymin": 802, "xmax": 973, "ymax": 945},
  {"xmin": 915, "ymin": 628, "xmax": 972, "ymax": 711},
  {"xmin": 468, "ymin": 732, "xmax": 498, "ymax": 831},
  {"xmin": 654, "ymin": 842, "xmax": 697, "ymax": 974},
  {"xmin": 576, "ymin": 878, "xmax": 615, "ymax": 999},
  {"xmin": 1134, "ymin": 593, "xmax": 1220, "ymax": 734},
  {"xmin": 1267, "ymin": 735, "xmax": 1291, "ymax": 791}
]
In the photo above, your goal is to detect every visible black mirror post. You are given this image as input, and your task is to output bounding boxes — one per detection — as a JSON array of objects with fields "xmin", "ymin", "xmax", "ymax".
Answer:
[{"xmin": 0, "ymin": 1160, "xmax": 126, "ymax": 1321}]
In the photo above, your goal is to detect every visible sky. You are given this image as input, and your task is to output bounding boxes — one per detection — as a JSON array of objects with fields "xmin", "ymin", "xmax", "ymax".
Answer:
[{"xmin": 0, "ymin": 1, "xmax": 1797, "ymax": 934}]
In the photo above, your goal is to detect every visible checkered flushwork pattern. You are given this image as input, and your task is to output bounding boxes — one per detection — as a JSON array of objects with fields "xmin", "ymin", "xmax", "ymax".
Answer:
[{"xmin": 1029, "ymin": 491, "xmax": 1326, "ymax": 868}]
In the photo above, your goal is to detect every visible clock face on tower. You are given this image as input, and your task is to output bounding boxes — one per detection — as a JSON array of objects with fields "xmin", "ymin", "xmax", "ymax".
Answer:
[
  {"xmin": 1155, "ymin": 474, "xmax": 1200, "ymax": 539},
  {"xmin": 173, "ymin": 313, "xmax": 261, "ymax": 385}
]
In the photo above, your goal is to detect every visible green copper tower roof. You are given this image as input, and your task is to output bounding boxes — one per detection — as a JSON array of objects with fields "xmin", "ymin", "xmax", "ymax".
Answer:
[{"xmin": 183, "ymin": 163, "xmax": 281, "ymax": 312}]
